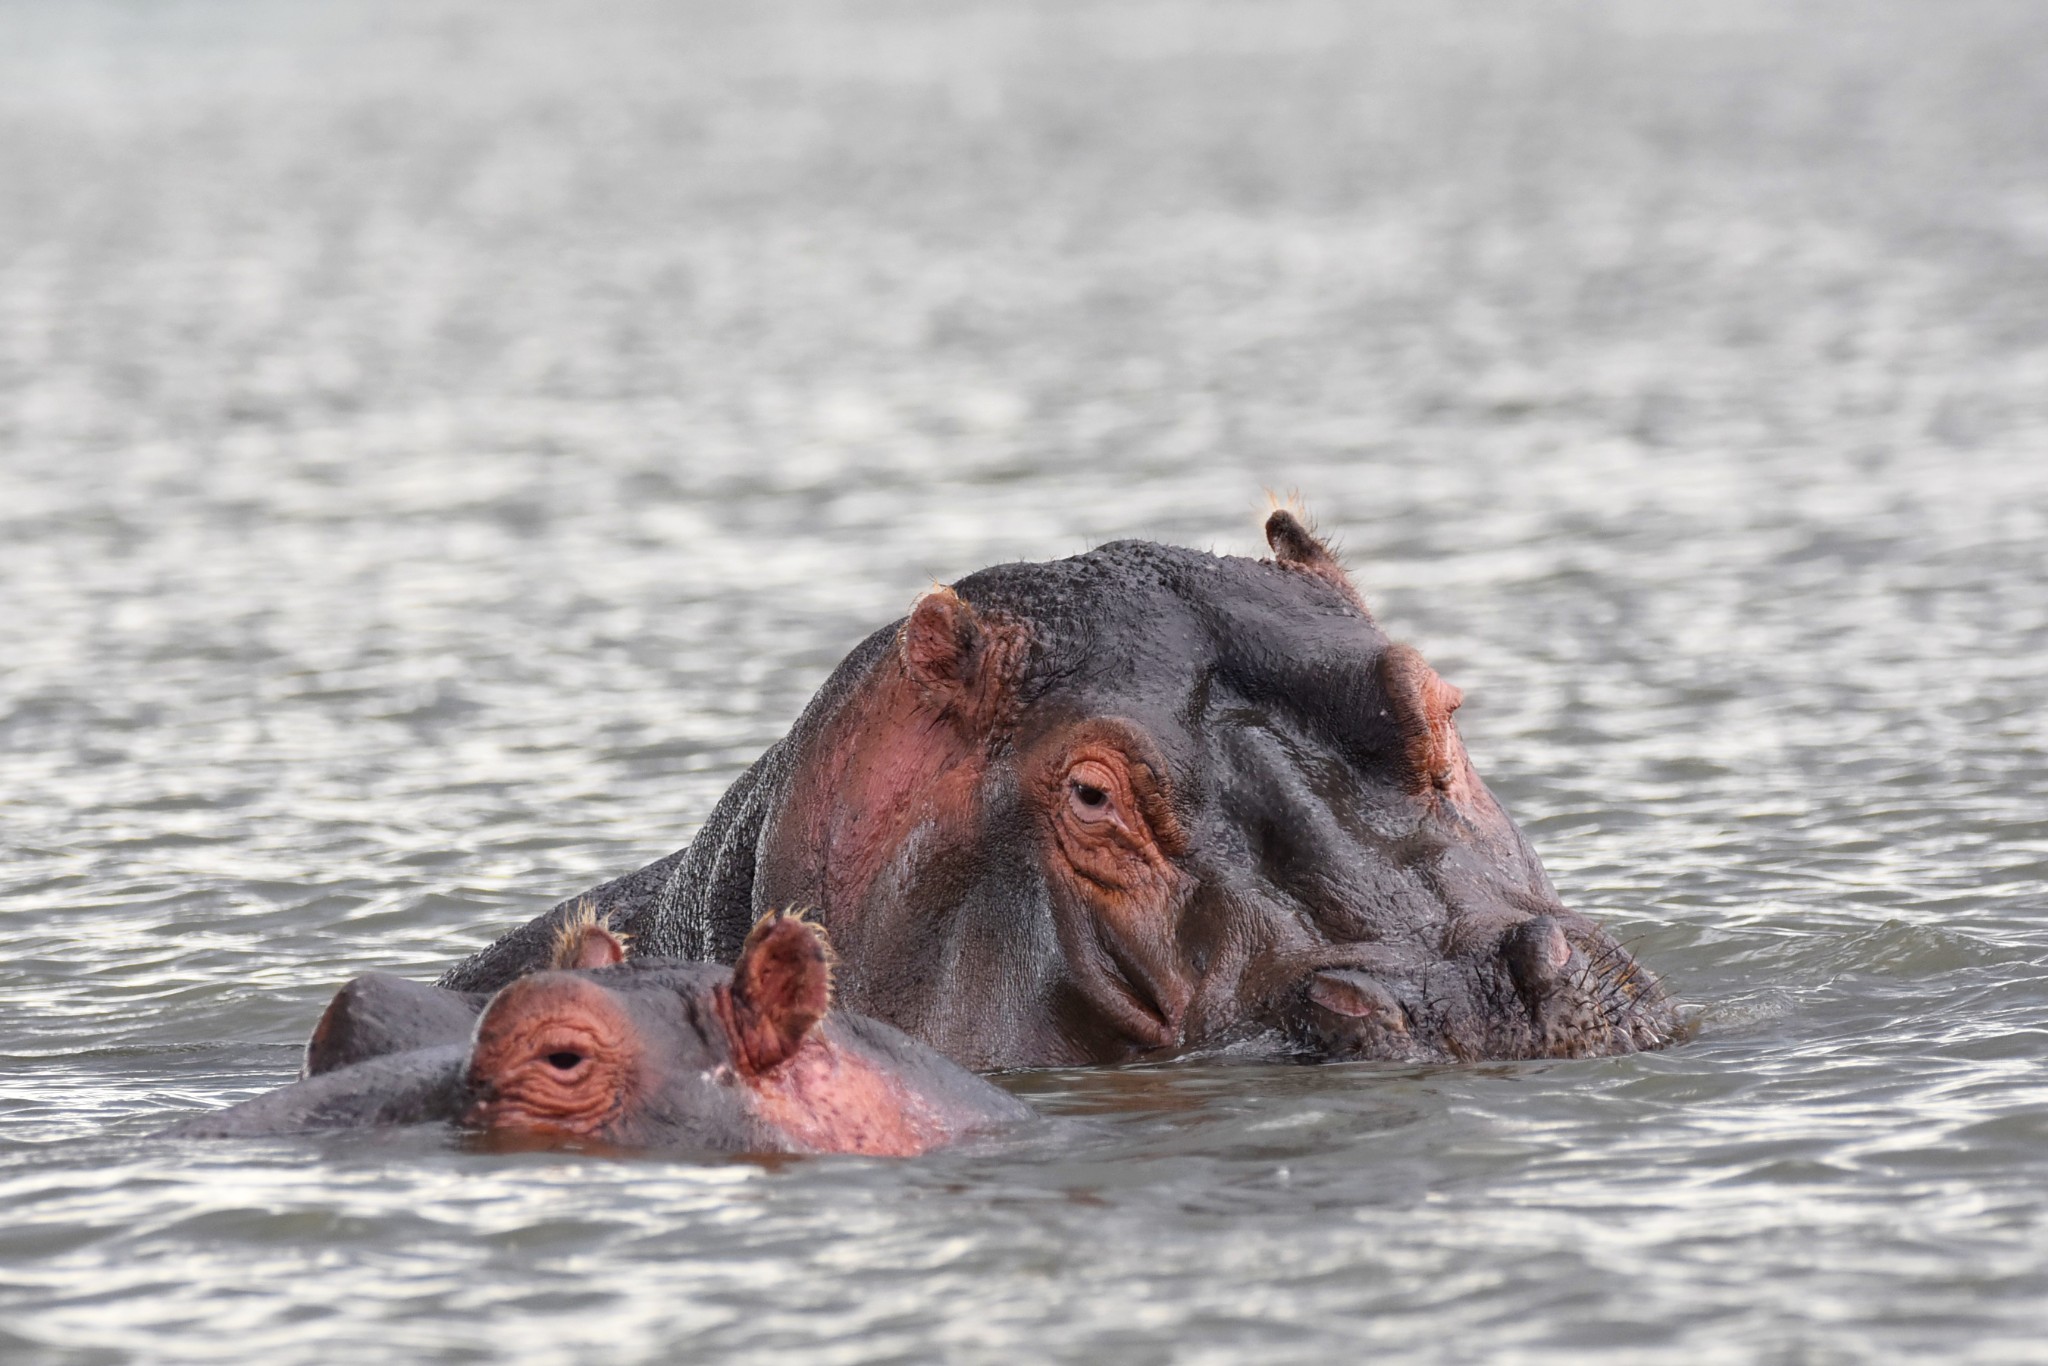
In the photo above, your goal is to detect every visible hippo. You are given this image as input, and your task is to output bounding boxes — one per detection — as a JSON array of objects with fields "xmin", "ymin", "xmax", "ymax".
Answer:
[
  {"xmin": 294, "ymin": 904, "xmax": 641, "ymax": 1080},
  {"xmin": 439, "ymin": 512, "xmax": 1678, "ymax": 1069},
  {"xmin": 168, "ymin": 912, "xmax": 1031, "ymax": 1155}
]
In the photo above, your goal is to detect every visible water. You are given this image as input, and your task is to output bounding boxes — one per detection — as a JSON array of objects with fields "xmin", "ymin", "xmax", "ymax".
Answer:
[{"xmin": 4, "ymin": 0, "xmax": 2047, "ymax": 1359}]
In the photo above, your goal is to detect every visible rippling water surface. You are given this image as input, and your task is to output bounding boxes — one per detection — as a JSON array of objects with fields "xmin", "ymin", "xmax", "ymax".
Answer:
[{"xmin": 5, "ymin": 1, "xmax": 2048, "ymax": 1360}]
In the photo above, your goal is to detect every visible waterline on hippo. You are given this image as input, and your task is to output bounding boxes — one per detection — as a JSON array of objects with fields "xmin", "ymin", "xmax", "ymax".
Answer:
[{"xmin": 443, "ymin": 512, "xmax": 1679, "ymax": 1069}]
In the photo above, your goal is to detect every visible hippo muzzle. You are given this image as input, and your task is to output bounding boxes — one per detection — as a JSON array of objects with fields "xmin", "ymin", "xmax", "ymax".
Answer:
[{"xmin": 1284, "ymin": 911, "xmax": 1677, "ymax": 1063}]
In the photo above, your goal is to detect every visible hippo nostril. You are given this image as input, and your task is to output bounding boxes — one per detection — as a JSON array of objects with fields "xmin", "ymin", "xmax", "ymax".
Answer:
[
  {"xmin": 546, "ymin": 1051, "xmax": 584, "ymax": 1071},
  {"xmin": 1307, "ymin": 969, "xmax": 1406, "ymax": 1027},
  {"xmin": 1290, "ymin": 967, "xmax": 1415, "ymax": 1060},
  {"xmin": 1502, "ymin": 915, "xmax": 1574, "ymax": 1002}
]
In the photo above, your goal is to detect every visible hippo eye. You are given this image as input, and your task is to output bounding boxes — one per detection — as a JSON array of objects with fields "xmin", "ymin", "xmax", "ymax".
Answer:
[
  {"xmin": 545, "ymin": 1051, "xmax": 584, "ymax": 1071},
  {"xmin": 1065, "ymin": 759, "xmax": 1122, "ymax": 825}
]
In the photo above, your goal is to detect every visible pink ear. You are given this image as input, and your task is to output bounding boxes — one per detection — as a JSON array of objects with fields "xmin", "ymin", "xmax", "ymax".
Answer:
[
  {"xmin": 563, "ymin": 923, "xmax": 627, "ymax": 970},
  {"xmin": 550, "ymin": 903, "xmax": 630, "ymax": 971},
  {"xmin": 896, "ymin": 586, "xmax": 1027, "ymax": 736},
  {"xmin": 901, "ymin": 587, "xmax": 982, "ymax": 693},
  {"xmin": 721, "ymin": 911, "xmax": 835, "ymax": 1075}
]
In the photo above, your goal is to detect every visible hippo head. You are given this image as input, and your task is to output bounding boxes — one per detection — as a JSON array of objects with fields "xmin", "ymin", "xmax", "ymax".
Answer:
[
  {"xmin": 176, "ymin": 913, "xmax": 1028, "ymax": 1154},
  {"xmin": 459, "ymin": 919, "xmax": 819, "ymax": 1150},
  {"xmin": 464, "ymin": 913, "xmax": 1024, "ymax": 1154},
  {"xmin": 707, "ymin": 513, "xmax": 1675, "ymax": 1069}
]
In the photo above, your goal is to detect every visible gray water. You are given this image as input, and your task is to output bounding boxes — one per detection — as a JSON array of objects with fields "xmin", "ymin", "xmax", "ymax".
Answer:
[{"xmin": 4, "ymin": 1, "xmax": 2048, "ymax": 1360}]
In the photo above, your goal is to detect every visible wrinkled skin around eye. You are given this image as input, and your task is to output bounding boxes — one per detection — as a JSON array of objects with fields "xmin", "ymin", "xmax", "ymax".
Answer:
[
  {"xmin": 1030, "ymin": 735, "xmax": 1196, "ymax": 1050},
  {"xmin": 463, "ymin": 976, "xmax": 639, "ymax": 1139},
  {"xmin": 1049, "ymin": 748, "xmax": 1169, "ymax": 893}
]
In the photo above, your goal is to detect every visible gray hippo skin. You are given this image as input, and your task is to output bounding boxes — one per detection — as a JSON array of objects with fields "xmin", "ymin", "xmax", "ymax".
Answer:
[
  {"xmin": 171, "ymin": 914, "xmax": 1030, "ymax": 1156},
  {"xmin": 441, "ymin": 512, "xmax": 1678, "ymax": 1069}
]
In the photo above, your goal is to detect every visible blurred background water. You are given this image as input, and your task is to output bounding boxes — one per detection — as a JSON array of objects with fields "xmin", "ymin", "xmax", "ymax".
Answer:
[{"xmin": 3, "ymin": 0, "xmax": 2047, "ymax": 1360}]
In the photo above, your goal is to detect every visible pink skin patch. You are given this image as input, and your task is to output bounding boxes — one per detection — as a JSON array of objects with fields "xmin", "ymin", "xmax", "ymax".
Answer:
[
  {"xmin": 467, "ymin": 928, "xmax": 979, "ymax": 1156},
  {"xmin": 739, "ymin": 1032, "xmax": 954, "ymax": 1157},
  {"xmin": 765, "ymin": 589, "xmax": 1028, "ymax": 949},
  {"xmin": 713, "ymin": 912, "xmax": 976, "ymax": 1156}
]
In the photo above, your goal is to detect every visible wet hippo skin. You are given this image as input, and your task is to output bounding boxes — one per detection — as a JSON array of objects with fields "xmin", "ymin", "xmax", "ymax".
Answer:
[
  {"xmin": 441, "ymin": 513, "xmax": 1679, "ymax": 1069},
  {"xmin": 170, "ymin": 914, "xmax": 1031, "ymax": 1156}
]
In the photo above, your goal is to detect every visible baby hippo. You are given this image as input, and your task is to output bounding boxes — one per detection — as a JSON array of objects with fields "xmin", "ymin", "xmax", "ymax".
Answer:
[{"xmin": 168, "ymin": 911, "xmax": 1031, "ymax": 1156}]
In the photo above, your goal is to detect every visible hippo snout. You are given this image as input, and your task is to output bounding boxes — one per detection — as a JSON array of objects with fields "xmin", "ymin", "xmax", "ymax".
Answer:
[{"xmin": 1285, "ymin": 911, "xmax": 1678, "ymax": 1063}]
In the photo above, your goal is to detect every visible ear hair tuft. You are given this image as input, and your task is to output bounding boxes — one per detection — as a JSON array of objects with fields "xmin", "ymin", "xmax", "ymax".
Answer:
[
  {"xmin": 550, "ymin": 899, "xmax": 631, "ymax": 971},
  {"xmin": 724, "ymin": 909, "xmax": 837, "ymax": 1075},
  {"xmin": 742, "ymin": 907, "xmax": 837, "ymax": 989},
  {"xmin": 1263, "ymin": 504, "xmax": 1372, "ymax": 618}
]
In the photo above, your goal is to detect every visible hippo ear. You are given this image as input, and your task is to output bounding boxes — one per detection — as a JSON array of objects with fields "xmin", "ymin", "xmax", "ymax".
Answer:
[
  {"xmin": 550, "ymin": 900, "xmax": 629, "ymax": 971},
  {"xmin": 722, "ymin": 910, "xmax": 835, "ymax": 1075},
  {"xmin": 557, "ymin": 923, "xmax": 627, "ymax": 971},
  {"xmin": 1379, "ymin": 642, "xmax": 1468, "ymax": 797},
  {"xmin": 1264, "ymin": 508, "xmax": 1372, "ymax": 617},
  {"xmin": 899, "ymin": 586, "xmax": 1024, "ymax": 727}
]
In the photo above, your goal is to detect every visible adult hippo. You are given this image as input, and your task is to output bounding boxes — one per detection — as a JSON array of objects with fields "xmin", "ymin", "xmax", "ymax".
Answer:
[{"xmin": 440, "ymin": 512, "xmax": 1676, "ymax": 1069}]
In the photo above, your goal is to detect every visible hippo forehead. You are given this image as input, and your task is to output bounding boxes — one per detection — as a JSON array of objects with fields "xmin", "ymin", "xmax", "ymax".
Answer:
[
  {"xmin": 552, "ymin": 959, "xmax": 738, "ymax": 1064},
  {"xmin": 952, "ymin": 539, "xmax": 1399, "ymax": 772},
  {"xmin": 566, "ymin": 959, "xmax": 729, "ymax": 996}
]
